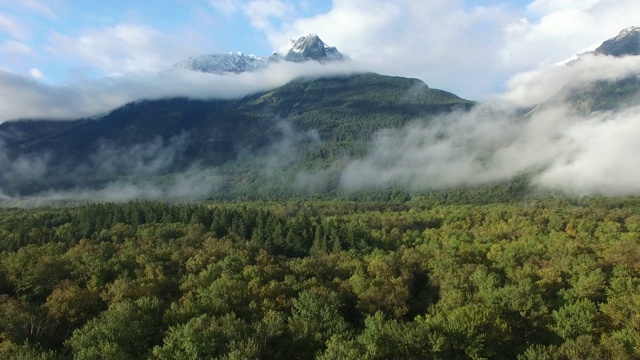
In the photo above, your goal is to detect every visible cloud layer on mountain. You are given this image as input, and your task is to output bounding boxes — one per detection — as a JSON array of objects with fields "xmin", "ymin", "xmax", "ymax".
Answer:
[
  {"xmin": 0, "ymin": 60, "xmax": 364, "ymax": 123},
  {"xmin": 340, "ymin": 54, "xmax": 640, "ymax": 196},
  {"xmin": 500, "ymin": 53, "xmax": 640, "ymax": 107},
  {"xmin": 0, "ymin": 117, "xmax": 324, "ymax": 203}
]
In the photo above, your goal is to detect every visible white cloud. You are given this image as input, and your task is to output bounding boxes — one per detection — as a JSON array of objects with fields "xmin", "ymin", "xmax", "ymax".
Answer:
[
  {"xmin": 535, "ymin": 107, "xmax": 640, "ymax": 195},
  {"xmin": 500, "ymin": 54, "xmax": 640, "ymax": 107},
  {"xmin": 208, "ymin": 0, "xmax": 243, "ymax": 16},
  {"xmin": 0, "ymin": 13, "xmax": 28, "ymax": 38},
  {"xmin": 242, "ymin": 0, "xmax": 295, "ymax": 31},
  {"xmin": 29, "ymin": 67, "xmax": 43, "ymax": 79},
  {"xmin": 261, "ymin": 0, "xmax": 518, "ymax": 98},
  {"xmin": 340, "ymin": 54, "xmax": 640, "ymax": 196},
  {"xmin": 3, "ymin": 0, "xmax": 638, "ymax": 100},
  {"xmin": 0, "ymin": 59, "xmax": 364, "ymax": 122},
  {"xmin": 503, "ymin": 0, "xmax": 640, "ymax": 69},
  {"xmin": 47, "ymin": 24, "xmax": 186, "ymax": 76},
  {"xmin": 19, "ymin": 0, "xmax": 58, "ymax": 19},
  {"xmin": 0, "ymin": 0, "xmax": 638, "ymax": 116},
  {"xmin": 24, "ymin": 168, "xmax": 222, "ymax": 202},
  {"xmin": 243, "ymin": 0, "xmax": 640, "ymax": 99},
  {"xmin": 0, "ymin": 39, "xmax": 33, "ymax": 55},
  {"xmin": 527, "ymin": 0, "xmax": 601, "ymax": 15}
]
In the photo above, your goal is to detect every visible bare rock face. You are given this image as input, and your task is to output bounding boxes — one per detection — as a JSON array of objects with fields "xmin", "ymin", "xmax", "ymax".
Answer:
[
  {"xmin": 170, "ymin": 52, "xmax": 267, "ymax": 74},
  {"xmin": 170, "ymin": 34, "xmax": 345, "ymax": 74},
  {"xmin": 271, "ymin": 34, "xmax": 344, "ymax": 63},
  {"xmin": 595, "ymin": 26, "xmax": 640, "ymax": 57}
]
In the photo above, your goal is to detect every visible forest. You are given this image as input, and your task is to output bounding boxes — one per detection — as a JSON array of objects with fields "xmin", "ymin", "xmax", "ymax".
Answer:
[{"xmin": 1, "ymin": 197, "xmax": 640, "ymax": 359}]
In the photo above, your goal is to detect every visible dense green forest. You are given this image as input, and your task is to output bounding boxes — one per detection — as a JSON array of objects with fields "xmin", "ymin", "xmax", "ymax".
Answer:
[{"xmin": 1, "ymin": 197, "xmax": 640, "ymax": 359}]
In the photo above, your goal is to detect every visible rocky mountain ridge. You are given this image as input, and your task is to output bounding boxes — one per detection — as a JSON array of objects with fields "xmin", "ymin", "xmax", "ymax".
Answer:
[{"xmin": 171, "ymin": 34, "xmax": 345, "ymax": 74}]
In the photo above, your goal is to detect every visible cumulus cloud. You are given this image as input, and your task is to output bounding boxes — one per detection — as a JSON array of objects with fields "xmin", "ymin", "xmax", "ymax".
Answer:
[
  {"xmin": 242, "ymin": 0, "xmax": 295, "ymax": 31},
  {"xmin": 1, "ymin": 0, "xmax": 639, "ymax": 102},
  {"xmin": 503, "ymin": 0, "xmax": 640, "ymax": 69},
  {"xmin": 1, "ymin": 0, "xmax": 637, "ymax": 102},
  {"xmin": 526, "ymin": 0, "xmax": 602, "ymax": 14},
  {"xmin": 46, "ymin": 24, "xmax": 197, "ymax": 76},
  {"xmin": 233, "ymin": 0, "xmax": 640, "ymax": 99},
  {"xmin": 28, "ymin": 67, "xmax": 43, "ymax": 79},
  {"xmin": 266, "ymin": 0, "xmax": 514, "ymax": 98}
]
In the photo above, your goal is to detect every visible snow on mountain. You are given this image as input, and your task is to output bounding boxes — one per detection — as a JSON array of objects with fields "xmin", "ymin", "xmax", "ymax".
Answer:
[
  {"xmin": 170, "ymin": 34, "xmax": 344, "ymax": 74},
  {"xmin": 555, "ymin": 26, "xmax": 640, "ymax": 66},
  {"xmin": 271, "ymin": 33, "xmax": 345, "ymax": 63},
  {"xmin": 170, "ymin": 52, "xmax": 268, "ymax": 74},
  {"xmin": 594, "ymin": 26, "xmax": 640, "ymax": 57},
  {"xmin": 554, "ymin": 42, "xmax": 603, "ymax": 66}
]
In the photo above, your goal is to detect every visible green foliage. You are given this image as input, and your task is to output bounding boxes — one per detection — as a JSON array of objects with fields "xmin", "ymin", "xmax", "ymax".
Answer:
[
  {"xmin": 289, "ymin": 287, "xmax": 351, "ymax": 358},
  {"xmin": 3, "ymin": 243, "xmax": 70, "ymax": 300},
  {"xmin": 552, "ymin": 298, "xmax": 598, "ymax": 340},
  {"xmin": 153, "ymin": 313, "xmax": 248, "ymax": 360},
  {"xmin": 65, "ymin": 296, "xmax": 164, "ymax": 359},
  {"xmin": 0, "ymin": 198, "xmax": 640, "ymax": 358}
]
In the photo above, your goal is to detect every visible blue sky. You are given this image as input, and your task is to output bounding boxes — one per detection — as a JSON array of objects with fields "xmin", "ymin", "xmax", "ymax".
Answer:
[{"xmin": 0, "ymin": 0, "xmax": 639, "ymax": 121}]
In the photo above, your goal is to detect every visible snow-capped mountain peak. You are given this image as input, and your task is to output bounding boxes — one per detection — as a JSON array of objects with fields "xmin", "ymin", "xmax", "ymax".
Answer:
[
  {"xmin": 273, "ymin": 33, "xmax": 344, "ymax": 63},
  {"xmin": 555, "ymin": 26, "xmax": 640, "ymax": 66},
  {"xmin": 170, "ymin": 52, "xmax": 267, "ymax": 74},
  {"xmin": 594, "ymin": 26, "xmax": 640, "ymax": 57},
  {"xmin": 169, "ymin": 34, "xmax": 345, "ymax": 74},
  {"xmin": 554, "ymin": 42, "xmax": 603, "ymax": 66}
]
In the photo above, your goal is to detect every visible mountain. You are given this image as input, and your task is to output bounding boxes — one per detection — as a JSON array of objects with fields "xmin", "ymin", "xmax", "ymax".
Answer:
[
  {"xmin": 557, "ymin": 26, "xmax": 640, "ymax": 66},
  {"xmin": 170, "ymin": 34, "xmax": 344, "ymax": 74},
  {"xmin": 0, "ymin": 73, "xmax": 472, "ymax": 198},
  {"xmin": 594, "ymin": 26, "xmax": 640, "ymax": 56},
  {"xmin": 270, "ymin": 33, "xmax": 345, "ymax": 63},
  {"xmin": 550, "ymin": 26, "xmax": 640, "ymax": 113},
  {"xmin": 170, "ymin": 52, "xmax": 267, "ymax": 74}
]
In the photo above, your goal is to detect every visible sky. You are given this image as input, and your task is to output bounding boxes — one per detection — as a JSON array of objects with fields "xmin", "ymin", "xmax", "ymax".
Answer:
[{"xmin": 0, "ymin": 0, "xmax": 639, "ymax": 121}]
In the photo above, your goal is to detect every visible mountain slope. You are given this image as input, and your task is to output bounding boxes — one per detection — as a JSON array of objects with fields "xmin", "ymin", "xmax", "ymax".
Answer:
[
  {"xmin": 554, "ymin": 27, "xmax": 640, "ymax": 113},
  {"xmin": 0, "ymin": 73, "xmax": 472, "ymax": 197},
  {"xmin": 595, "ymin": 26, "xmax": 640, "ymax": 56}
]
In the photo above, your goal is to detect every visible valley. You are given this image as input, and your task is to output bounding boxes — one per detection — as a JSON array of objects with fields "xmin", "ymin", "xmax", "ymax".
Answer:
[{"xmin": 2, "ymin": 24, "xmax": 640, "ymax": 360}]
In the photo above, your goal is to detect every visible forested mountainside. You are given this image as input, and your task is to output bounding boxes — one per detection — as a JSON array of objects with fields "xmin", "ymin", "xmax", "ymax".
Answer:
[{"xmin": 0, "ymin": 73, "xmax": 472, "ymax": 198}]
